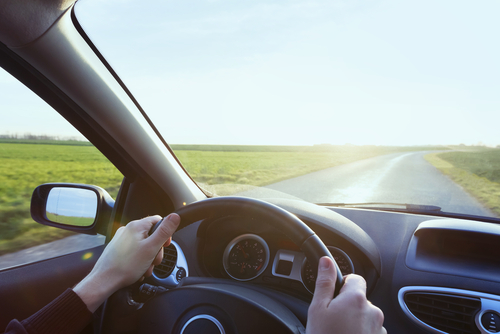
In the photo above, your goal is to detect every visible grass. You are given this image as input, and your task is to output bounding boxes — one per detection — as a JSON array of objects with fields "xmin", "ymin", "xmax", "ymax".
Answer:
[
  {"xmin": 425, "ymin": 148, "xmax": 500, "ymax": 217},
  {"xmin": 0, "ymin": 138, "xmax": 92, "ymax": 146},
  {"xmin": 46, "ymin": 212, "xmax": 95, "ymax": 227},
  {"xmin": 0, "ymin": 140, "xmax": 446, "ymax": 255}
]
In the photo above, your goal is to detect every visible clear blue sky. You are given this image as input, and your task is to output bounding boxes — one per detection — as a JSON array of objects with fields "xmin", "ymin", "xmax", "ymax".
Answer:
[{"xmin": 1, "ymin": 0, "xmax": 499, "ymax": 146}]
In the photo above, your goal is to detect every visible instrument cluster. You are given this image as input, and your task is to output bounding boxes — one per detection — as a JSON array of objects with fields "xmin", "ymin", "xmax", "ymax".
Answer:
[{"xmin": 220, "ymin": 233, "xmax": 355, "ymax": 293}]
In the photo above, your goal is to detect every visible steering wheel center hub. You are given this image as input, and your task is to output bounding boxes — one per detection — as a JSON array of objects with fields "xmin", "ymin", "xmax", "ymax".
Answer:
[{"xmin": 180, "ymin": 315, "xmax": 225, "ymax": 334}]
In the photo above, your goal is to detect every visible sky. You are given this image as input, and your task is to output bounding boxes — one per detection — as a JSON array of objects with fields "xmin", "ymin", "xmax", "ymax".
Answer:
[
  {"xmin": 46, "ymin": 187, "xmax": 98, "ymax": 219},
  {"xmin": 1, "ymin": 0, "xmax": 499, "ymax": 146}
]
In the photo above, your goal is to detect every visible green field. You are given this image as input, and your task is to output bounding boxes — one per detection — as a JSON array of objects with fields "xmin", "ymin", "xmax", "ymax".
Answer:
[
  {"xmin": 425, "ymin": 148, "xmax": 500, "ymax": 217},
  {"xmin": 46, "ymin": 212, "xmax": 95, "ymax": 227},
  {"xmin": 0, "ymin": 140, "xmax": 446, "ymax": 255},
  {"xmin": 439, "ymin": 149, "xmax": 500, "ymax": 183}
]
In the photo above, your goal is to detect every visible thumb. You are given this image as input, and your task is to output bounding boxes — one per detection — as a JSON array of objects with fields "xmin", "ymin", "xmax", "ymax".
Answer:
[
  {"xmin": 149, "ymin": 213, "xmax": 181, "ymax": 246},
  {"xmin": 310, "ymin": 257, "xmax": 337, "ymax": 307}
]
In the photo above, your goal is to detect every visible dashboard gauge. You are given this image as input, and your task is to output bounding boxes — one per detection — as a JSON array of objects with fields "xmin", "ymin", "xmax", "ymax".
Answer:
[
  {"xmin": 301, "ymin": 246, "xmax": 354, "ymax": 293},
  {"xmin": 223, "ymin": 234, "xmax": 270, "ymax": 281}
]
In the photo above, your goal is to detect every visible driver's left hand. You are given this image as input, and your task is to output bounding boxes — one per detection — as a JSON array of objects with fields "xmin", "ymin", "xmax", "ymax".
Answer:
[{"xmin": 73, "ymin": 214, "xmax": 180, "ymax": 312}]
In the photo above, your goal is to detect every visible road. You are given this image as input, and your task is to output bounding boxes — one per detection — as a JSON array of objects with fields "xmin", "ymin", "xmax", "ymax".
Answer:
[
  {"xmin": 239, "ymin": 151, "xmax": 495, "ymax": 217},
  {"xmin": 0, "ymin": 234, "xmax": 105, "ymax": 271}
]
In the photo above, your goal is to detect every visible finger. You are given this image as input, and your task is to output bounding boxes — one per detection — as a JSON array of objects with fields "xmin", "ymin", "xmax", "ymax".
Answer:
[
  {"xmin": 152, "ymin": 248, "xmax": 163, "ymax": 266},
  {"xmin": 149, "ymin": 213, "xmax": 181, "ymax": 246},
  {"xmin": 339, "ymin": 274, "xmax": 367, "ymax": 296},
  {"xmin": 125, "ymin": 216, "xmax": 162, "ymax": 239},
  {"xmin": 144, "ymin": 264, "xmax": 154, "ymax": 278},
  {"xmin": 134, "ymin": 215, "xmax": 163, "ymax": 231},
  {"xmin": 163, "ymin": 237, "xmax": 172, "ymax": 248},
  {"xmin": 113, "ymin": 226, "xmax": 125, "ymax": 238},
  {"xmin": 373, "ymin": 306, "xmax": 385, "ymax": 328},
  {"xmin": 310, "ymin": 256, "xmax": 337, "ymax": 308}
]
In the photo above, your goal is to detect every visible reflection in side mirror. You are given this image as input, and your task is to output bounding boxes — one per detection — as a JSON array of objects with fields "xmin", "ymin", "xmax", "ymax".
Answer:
[{"xmin": 46, "ymin": 187, "xmax": 98, "ymax": 227}]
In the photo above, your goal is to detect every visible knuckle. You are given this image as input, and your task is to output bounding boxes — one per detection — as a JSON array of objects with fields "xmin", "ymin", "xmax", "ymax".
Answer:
[
  {"xmin": 346, "ymin": 273, "xmax": 367, "ymax": 287},
  {"xmin": 114, "ymin": 226, "xmax": 125, "ymax": 237},
  {"xmin": 126, "ymin": 220, "xmax": 141, "ymax": 230},
  {"xmin": 348, "ymin": 289, "xmax": 367, "ymax": 306},
  {"xmin": 373, "ymin": 305, "xmax": 385, "ymax": 324}
]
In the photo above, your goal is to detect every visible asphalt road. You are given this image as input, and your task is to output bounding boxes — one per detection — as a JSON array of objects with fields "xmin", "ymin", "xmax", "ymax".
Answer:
[
  {"xmin": 240, "ymin": 151, "xmax": 495, "ymax": 217},
  {"xmin": 0, "ymin": 234, "xmax": 105, "ymax": 271}
]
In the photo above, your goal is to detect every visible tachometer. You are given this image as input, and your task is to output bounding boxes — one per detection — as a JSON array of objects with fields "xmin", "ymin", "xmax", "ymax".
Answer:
[
  {"xmin": 223, "ymin": 234, "xmax": 270, "ymax": 281},
  {"xmin": 301, "ymin": 246, "xmax": 354, "ymax": 293}
]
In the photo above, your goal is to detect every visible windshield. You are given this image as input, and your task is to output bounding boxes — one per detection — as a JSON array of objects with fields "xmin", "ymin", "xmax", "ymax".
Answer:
[{"xmin": 74, "ymin": 0, "xmax": 499, "ymax": 219}]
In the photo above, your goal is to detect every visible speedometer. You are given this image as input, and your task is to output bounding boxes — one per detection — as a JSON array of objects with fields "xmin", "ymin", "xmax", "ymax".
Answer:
[
  {"xmin": 301, "ymin": 246, "xmax": 354, "ymax": 293},
  {"xmin": 223, "ymin": 234, "xmax": 270, "ymax": 281}
]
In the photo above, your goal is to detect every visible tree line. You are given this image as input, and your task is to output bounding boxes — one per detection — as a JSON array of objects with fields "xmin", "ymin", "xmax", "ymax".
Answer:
[{"xmin": 0, "ymin": 133, "xmax": 84, "ymax": 141}]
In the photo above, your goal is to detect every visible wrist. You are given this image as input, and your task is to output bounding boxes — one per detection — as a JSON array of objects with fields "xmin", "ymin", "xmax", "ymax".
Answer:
[{"xmin": 73, "ymin": 271, "xmax": 120, "ymax": 313}]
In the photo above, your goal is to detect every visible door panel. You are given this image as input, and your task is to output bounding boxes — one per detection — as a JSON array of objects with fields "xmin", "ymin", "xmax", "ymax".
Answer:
[{"xmin": 0, "ymin": 246, "xmax": 104, "ymax": 328}]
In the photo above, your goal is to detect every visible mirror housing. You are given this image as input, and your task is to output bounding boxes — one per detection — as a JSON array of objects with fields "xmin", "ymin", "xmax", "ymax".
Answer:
[{"xmin": 31, "ymin": 183, "xmax": 115, "ymax": 235}]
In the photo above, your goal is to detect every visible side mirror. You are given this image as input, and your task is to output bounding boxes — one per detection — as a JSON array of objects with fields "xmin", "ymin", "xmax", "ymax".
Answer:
[{"xmin": 31, "ymin": 183, "xmax": 115, "ymax": 235}]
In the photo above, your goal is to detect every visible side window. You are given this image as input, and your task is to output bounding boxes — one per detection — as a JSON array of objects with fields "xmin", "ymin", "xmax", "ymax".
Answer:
[{"xmin": 0, "ymin": 69, "xmax": 123, "ymax": 270}]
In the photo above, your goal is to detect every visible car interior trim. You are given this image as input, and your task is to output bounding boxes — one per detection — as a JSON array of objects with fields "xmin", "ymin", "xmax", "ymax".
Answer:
[
  {"xmin": 0, "ymin": 0, "xmax": 75, "ymax": 47},
  {"xmin": 406, "ymin": 219, "xmax": 500, "ymax": 281},
  {"xmin": 180, "ymin": 314, "xmax": 226, "ymax": 334},
  {"xmin": 399, "ymin": 286, "xmax": 500, "ymax": 334},
  {"xmin": 271, "ymin": 249, "xmax": 305, "ymax": 281},
  {"xmin": 151, "ymin": 241, "xmax": 189, "ymax": 288}
]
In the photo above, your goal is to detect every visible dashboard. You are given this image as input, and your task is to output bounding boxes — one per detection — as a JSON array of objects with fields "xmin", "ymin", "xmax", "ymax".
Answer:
[{"xmin": 147, "ymin": 198, "xmax": 500, "ymax": 334}]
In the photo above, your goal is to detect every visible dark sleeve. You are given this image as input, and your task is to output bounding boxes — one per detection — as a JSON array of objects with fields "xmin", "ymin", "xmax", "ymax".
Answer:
[
  {"xmin": 4, "ymin": 320, "xmax": 28, "ymax": 334},
  {"xmin": 4, "ymin": 288, "xmax": 93, "ymax": 334}
]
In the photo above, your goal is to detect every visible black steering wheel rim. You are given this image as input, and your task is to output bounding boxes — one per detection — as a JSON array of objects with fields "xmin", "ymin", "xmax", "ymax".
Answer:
[{"xmin": 152, "ymin": 196, "xmax": 343, "ymax": 295}]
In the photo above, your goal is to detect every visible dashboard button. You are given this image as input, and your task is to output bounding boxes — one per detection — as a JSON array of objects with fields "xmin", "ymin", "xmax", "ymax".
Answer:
[
  {"xmin": 176, "ymin": 267, "xmax": 187, "ymax": 282},
  {"xmin": 481, "ymin": 312, "xmax": 500, "ymax": 333}
]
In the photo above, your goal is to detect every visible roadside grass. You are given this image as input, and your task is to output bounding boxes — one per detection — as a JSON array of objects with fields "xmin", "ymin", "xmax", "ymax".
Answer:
[
  {"xmin": 438, "ymin": 149, "xmax": 500, "ymax": 183},
  {"xmin": 425, "ymin": 149, "xmax": 500, "ymax": 217}
]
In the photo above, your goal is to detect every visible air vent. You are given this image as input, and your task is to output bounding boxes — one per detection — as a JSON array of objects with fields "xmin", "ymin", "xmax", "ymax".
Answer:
[
  {"xmin": 153, "ymin": 243, "xmax": 177, "ymax": 278},
  {"xmin": 404, "ymin": 292, "xmax": 481, "ymax": 334}
]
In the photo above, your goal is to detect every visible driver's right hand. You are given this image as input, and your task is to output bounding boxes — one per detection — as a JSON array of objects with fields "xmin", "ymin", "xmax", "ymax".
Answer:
[{"xmin": 306, "ymin": 256, "xmax": 386, "ymax": 334}]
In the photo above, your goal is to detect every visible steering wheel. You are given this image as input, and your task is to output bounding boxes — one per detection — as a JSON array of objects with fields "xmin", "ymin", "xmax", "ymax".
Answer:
[{"xmin": 142, "ymin": 196, "xmax": 343, "ymax": 334}]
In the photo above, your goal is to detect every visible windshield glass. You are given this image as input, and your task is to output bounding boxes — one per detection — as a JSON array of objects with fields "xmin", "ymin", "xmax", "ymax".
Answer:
[{"xmin": 74, "ymin": 0, "xmax": 500, "ymax": 219}]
